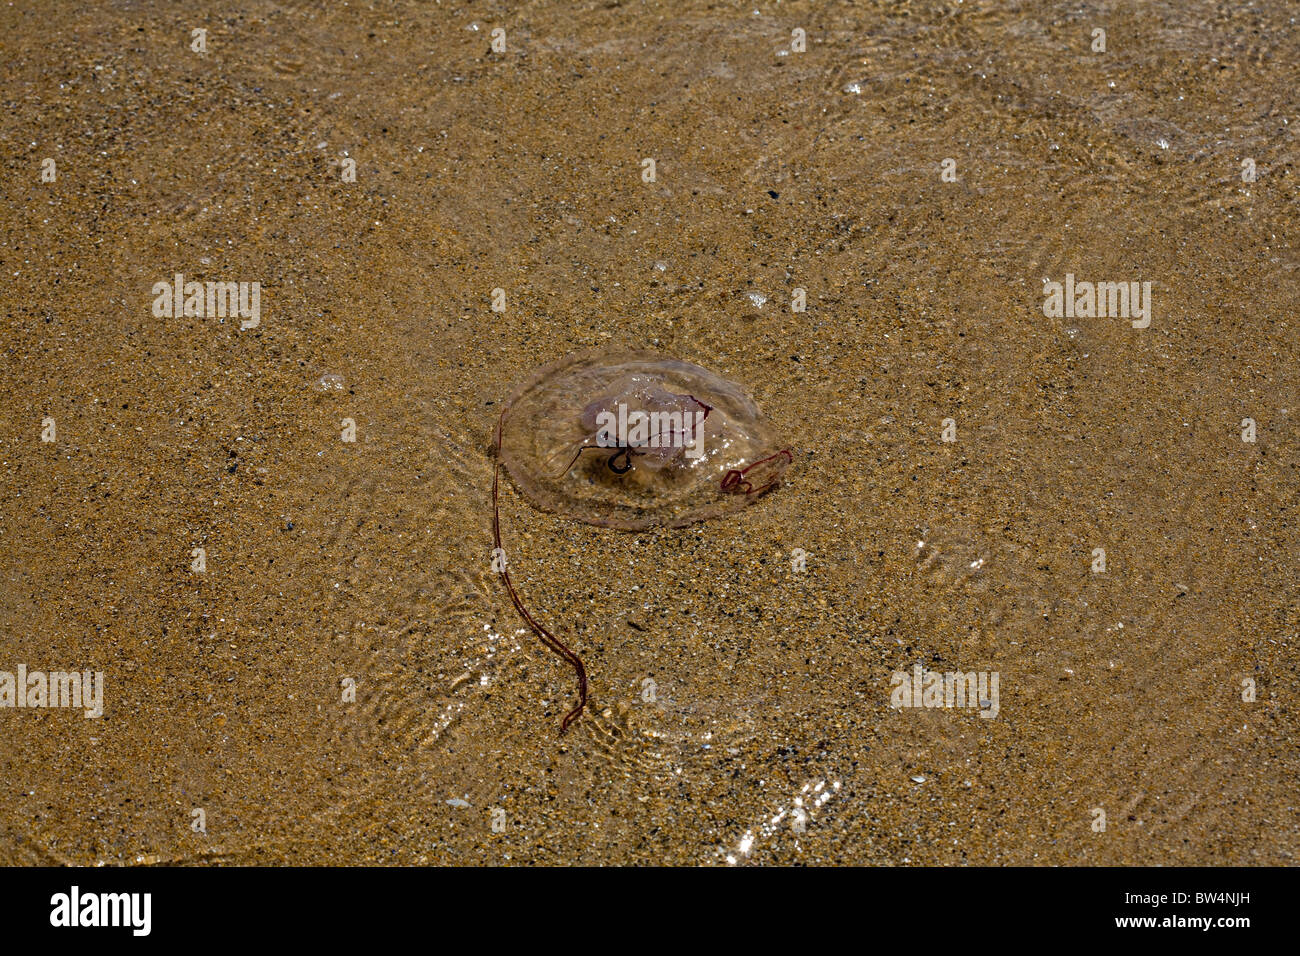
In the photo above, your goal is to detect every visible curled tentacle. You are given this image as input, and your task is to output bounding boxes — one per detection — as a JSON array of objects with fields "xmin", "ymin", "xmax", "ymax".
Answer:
[
  {"xmin": 721, "ymin": 448, "xmax": 794, "ymax": 496},
  {"xmin": 607, "ymin": 447, "xmax": 637, "ymax": 474}
]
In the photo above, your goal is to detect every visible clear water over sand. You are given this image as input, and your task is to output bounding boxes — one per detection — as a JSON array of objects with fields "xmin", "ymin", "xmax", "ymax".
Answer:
[{"xmin": 0, "ymin": 0, "xmax": 1296, "ymax": 864}]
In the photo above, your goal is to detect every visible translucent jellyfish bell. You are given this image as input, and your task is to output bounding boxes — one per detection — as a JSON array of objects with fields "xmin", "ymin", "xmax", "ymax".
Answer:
[{"xmin": 498, "ymin": 350, "xmax": 792, "ymax": 530}]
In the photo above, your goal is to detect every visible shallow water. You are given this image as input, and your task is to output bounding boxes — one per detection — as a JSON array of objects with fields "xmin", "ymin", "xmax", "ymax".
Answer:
[{"xmin": 0, "ymin": 0, "xmax": 1296, "ymax": 864}]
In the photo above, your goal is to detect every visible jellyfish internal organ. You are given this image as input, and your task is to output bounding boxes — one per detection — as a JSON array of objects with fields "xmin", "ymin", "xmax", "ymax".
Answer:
[{"xmin": 582, "ymin": 374, "xmax": 711, "ymax": 464}]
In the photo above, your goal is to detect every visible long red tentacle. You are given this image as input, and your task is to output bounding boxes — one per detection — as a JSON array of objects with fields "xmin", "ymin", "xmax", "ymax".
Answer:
[{"xmin": 493, "ymin": 410, "xmax": 589, "ymax": 734}]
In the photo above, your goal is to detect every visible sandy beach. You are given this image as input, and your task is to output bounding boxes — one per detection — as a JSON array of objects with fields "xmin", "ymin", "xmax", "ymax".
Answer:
[{"xmin": 0, "ymin": 0, "xmax": 1296, "ymax": 865}]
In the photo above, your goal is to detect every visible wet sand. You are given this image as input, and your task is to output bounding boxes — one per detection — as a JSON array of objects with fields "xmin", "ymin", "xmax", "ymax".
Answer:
[{"xmin": 0, "ymin": 0, "xmax": 1297, "ymax": 865}]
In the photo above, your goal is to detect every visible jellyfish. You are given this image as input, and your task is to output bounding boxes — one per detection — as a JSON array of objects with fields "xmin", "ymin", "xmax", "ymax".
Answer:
[{"xmin": 492, "ymin": 350, "xmax": 792, "ymax": 733}]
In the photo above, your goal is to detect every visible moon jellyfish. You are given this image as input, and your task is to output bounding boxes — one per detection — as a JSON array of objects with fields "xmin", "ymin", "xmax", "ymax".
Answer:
[{"xmin": 492, "ymin": 350, "xmax": 792, "ymax": 733}]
